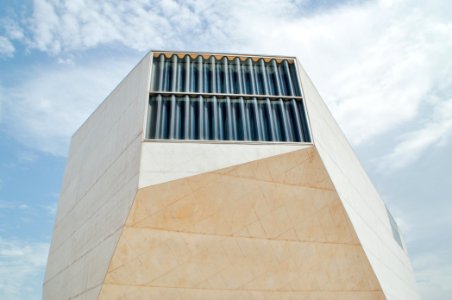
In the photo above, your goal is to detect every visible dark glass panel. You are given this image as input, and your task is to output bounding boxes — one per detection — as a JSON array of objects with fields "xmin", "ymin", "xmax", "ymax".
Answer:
[
  {"xmin": 152, "ymin": 56, "xmax": 303, "ymax": 97},
  {"xmin": 148, "ymin": 95, "xmax": 310, "ymax": 143},
  {"xmin": 148, "ymin": 54, "xmax": 309, "ymax": 142}
]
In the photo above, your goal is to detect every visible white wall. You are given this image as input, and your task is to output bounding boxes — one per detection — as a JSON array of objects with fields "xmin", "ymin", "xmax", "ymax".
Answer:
[
  {"xmin": 139, "ymin": 141, "xmax": 311, "ymax": 188},
  {"xmin": 297, "ymin": 62, "xmax": 420, "ymax": 299},
  {"xmin": 43, "ymin": 52, "xmax": 152, "ymax": 300}
]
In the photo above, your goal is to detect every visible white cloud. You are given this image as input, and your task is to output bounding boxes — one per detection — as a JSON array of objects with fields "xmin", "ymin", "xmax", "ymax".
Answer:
[
  {"xmin": 6, "ymin": 0, "xmax": 449, "ymax": 162},
  {"xmin": 17, "ymin": 151, "xmax": 39, "ymax": 163},
  {"xmin": 2, "ymin": 57, "xmax": 136, "ymax": 155},
  {"xmin": 0, "ymin": 17, "xmax": 25, "ymax": 41},
  {"xmin": 379, "ymin": 99, "xmax": 452, "ymax": 171},
  {"xmin": 0, "ymin": 36, "xmax": 14, "ymax": 57},
  {"xmin": 224, "ymin": 0, "xmax": 452, "ymax": 145},
  {"xmin": 0, "ymin": 237, "xmax": 49, "ymax": 300},
  {"xmin": 413, "ymin": 253, "xmax": 452, "ymax": 300},
  {"xmin": 0, "ymin": 202, "xmax": 29, "ymax": 210},
  {"xmin": 28, "ymin": 0, "xmax": 215, "ymax": 53},
  {"xmin": 43, "ymin": 202, "xmax": 57, "ymax": 216}
]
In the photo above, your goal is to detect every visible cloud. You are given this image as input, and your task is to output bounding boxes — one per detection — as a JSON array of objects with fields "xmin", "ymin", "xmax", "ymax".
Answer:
[
  {"xmin": 0, "ymin": 237, "xmax": 49, "ymax": 300},
  {"xmin": 379, "ymin": 98, "xmax": 452, "ymax": 171},
  {"xmin": 225, "ymin": 0, "xmax": 452, "ymax": 145},
  {"xmin": 17, "ymin": 151, "xmax": 39, "ymax": 163},
  {"xmin": 3, "ymin": 0, "xmax": 448, "ymax": 163},
  {"xmin": 1, "ymin": 57, "xmax": 136, "ymax": 156},
  {"xmin": 0, "ymin": 36, "xmax": 14, "ymax": 57},
  {"xmin": 0, "ymin": 202, "xmax": 29, "ymax": 210},
  {"xmin": 0, "ymin": 202, "xmax": 33, "ymax": 226},
  {"xmin": 0, "ymin": 12, "xmax": 24, "ymax": 57},
  {"xmin": 43, "ymin": 202, "xmax": 57, "ymax": 216},
  {"xmin": 27, "ymin": 0, "xmax": 222, "ymax": 53},
  {"xmin": 413, "ymin": 252, "xmax": 452, "ymax": 300}
]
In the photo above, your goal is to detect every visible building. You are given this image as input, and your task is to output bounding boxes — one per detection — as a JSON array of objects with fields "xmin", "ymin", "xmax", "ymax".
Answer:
[{"xmin": 44, "ymin": 51, "xmax": 420, "ymax": 299}]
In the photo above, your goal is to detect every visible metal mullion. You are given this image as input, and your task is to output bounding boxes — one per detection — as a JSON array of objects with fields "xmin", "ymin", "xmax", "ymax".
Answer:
[{"xmin": 149, "ymin": 91, "xmax": 303, "ymax": 101}]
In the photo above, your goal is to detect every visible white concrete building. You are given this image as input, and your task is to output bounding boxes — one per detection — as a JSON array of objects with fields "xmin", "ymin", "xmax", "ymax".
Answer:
[{"xmin": 44, "ymin": 51, "xmax": 420, "ymax": 299}]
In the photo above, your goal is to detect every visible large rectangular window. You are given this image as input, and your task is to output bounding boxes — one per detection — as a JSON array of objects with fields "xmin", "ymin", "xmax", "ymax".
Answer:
[{"xmin": 147, "ymin": 52, "xmax": 311, "ymax": 143}]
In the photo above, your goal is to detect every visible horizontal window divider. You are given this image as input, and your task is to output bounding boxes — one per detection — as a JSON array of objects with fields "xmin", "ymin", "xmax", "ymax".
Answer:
[
  {"xmin": 144, "ymin": 138, "xmax": 313, "ymax": 146},
  {"xmin": 149, "ymin": 91, "xmax": 304, "ymax": 101}
]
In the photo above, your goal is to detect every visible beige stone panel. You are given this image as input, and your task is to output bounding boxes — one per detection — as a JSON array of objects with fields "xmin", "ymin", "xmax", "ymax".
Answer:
[
  {"xmin": 102, "ymin": 229, "xmax": 380, "ymax": 293},
  {"xmin": 139, "ymin": 142, "xmax": 312, "ymax": 188},
  {"xmin": 126, "ymin": 179, "xmax": 194, "ymax": 226},
  {"xmin": 128, "ymin": 147, "xmax": 357, "ymax": 245},
  {"xmin": 100, "ymin": 284, "xmax": 385, "ymax": 300},
  {"xmin": 99, "ymin": 147, "xmax": 383, "ymax": 298},
  {"xmin": 217, "ymin": 147, "xmax": 333, "ymax": 190}
]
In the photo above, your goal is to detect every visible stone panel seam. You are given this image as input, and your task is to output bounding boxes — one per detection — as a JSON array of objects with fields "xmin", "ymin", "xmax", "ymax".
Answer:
[
  {"xmin": 100, "ymin": 283, "xmax": 382, "ymax": 293},
  {"xmin": 302, "ymin": 88, "xmax": 390, "ymax": 231},
  {"xmin": 138, "ymin": 145, "xmax": 313, "ymax": 189},
  {"xmin": 53, "ymin": 131, "xmax": 142, "ymax": 231},
  {"xmin": 62, "ymin": 91, "xmax": 144, "ymax": 200},
  {"xmin": 138, "ymin": 170, "xmax": 334, "ymax": 192},
  {"xmin": 218, "ymin": 170, "xmax": 334, "ymax": 191},
  {"xmin": 119, "ymin": 226, "xmax": 361, "ymax": 249},
  {"xmin": 44, "ymin": 225, "xmax": 123, "ymax": 285},
  {"xmin": 317, "ymin": 141, "xmax": 390, "ymax": 230},
  {"xmin": 130, "ymin": 187, "xmax": 339, "ymax": 245},
  {"xmin": 313, "ymin": 145, "xmax": 416, "ymax": 296},
  {"xmin": 96, "ymin": 188, "xmax": 141, "ymax": 300},
  {"xmin": 48, "ymin": 173, "xmax": 139, "ymax": 258},
  {"xmin": 101, "ymin": 146, "xmax": 384, "ymax": 298},
  {"xmin": 67, "ymin": 284, "xmax": 101, "ymax": 300},
  {"xmin": 363, "ymin": 251, "xmax": 419, "ymax": 296},
  {"xmin": 291, "ymin": 146, "xmax": 386, "ymax": 294},
  {"xmin": 317, "ymin": 142, "xmax": 417, "ymax": 275},
  {"xmin": 106, "ymin": 227, "xmax": 363, "ymax": 276}
]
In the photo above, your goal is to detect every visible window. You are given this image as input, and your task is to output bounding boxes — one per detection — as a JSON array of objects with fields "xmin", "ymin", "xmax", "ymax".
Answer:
[
  {"xmin": 147, "ymin": 53, "xmax": 311, "ymax": 143},
  {"xmin": 386, "ymin": 206, "xmax": 405, "ymax": 251}
]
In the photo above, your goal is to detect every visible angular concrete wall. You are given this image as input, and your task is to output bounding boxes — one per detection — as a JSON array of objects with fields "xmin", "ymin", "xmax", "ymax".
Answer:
[
  {"xmin": 297, "ymin": 63, "xmax": 420, "ymax": 300},
  {"xmin": 139, "ymin": 142, "xmax": 311, "ymax": 187},
  {"xmin": 43, "ymin": 53, "xmax": 152, "ymax": 300},
  {"xmin": 99, "ymin": 147, "xmax": 385, "ymax": 299},
  {"xmin": 44, "ymin": 51, "xmax": 420, "ymax": 300}
]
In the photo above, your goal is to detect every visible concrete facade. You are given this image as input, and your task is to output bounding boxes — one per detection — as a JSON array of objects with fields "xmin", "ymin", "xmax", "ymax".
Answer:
[
  {"xmin": 43, "ymin": 53, "xmax": 152, "ymax": 299},
  {"xmin": 44, "ymin": 51, "xmax": 420, "ymax": 299},
  {"xmin": 99, "ymin": 147, "xmax": 385, "ymax": 299},
  {"xmin": 297, "ymin": 64, "xmax": 420, "ymax": 299}
]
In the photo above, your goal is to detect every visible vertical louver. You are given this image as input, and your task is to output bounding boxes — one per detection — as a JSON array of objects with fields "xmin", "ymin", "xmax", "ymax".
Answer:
[{"xmin": 147, "ymin": 52, "xmax": 311, "ymax": 143}]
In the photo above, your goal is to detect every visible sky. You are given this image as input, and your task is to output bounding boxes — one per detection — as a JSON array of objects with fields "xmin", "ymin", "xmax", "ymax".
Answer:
[{"xmin": 0, "ymin": 0, "xmax": 451, "ymax": 299}]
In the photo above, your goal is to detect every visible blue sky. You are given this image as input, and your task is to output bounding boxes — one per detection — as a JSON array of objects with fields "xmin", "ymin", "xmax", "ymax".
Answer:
[{"xmin": 0, "ymin": 0, "xmax": 451, "ymax": 299}]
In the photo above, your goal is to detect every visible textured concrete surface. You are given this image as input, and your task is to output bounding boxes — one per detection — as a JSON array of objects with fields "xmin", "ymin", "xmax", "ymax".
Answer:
[
  {"xmin": 297, "ymin": 62, "xmax": 420, "ymax": 299},
  {"xmin": 43, "ymin": 53, "xmax": 152, "ymax": 300},
  {"xmin": 99, "ymin": 147, "xmax": 385, "ymax": 299},
  {"xmin": 139, "ymin": 141, "xmax": 311, "ymax": 187},
  {"xmin": 44, "ymin": 52, "xmax": 420, "ymax": 300}
]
